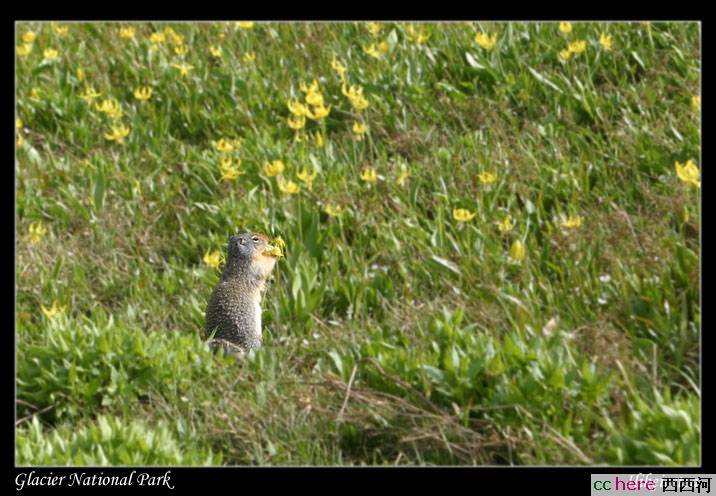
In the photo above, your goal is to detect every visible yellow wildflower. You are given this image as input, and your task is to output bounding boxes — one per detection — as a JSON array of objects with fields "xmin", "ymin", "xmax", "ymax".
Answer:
[
  {"xmin": 220, "ymin": 156, "xmax": 233, "ymax": 168},
  {"xmin": 104, "ymin": 123, "xmax": 131, "ymax": 143},
  {"xmin": 300, "ymin": 79, "xmax": 320, "ymax": 94},
  {"xmin": 41, "ymin": 301, "xmax": 67, "ymax": 319},
  {"xmin": 599, "ymin": 33, "xmax": 613, "ymax": 51},
  {"xmin": 174, "ymin": 44, "xmax": 189, "ymax": 56},
  {"xmin": 559, "ymin": 22, "xmax": 573, "ymax": 34},
  {"xmin": 133, "ymin": 86, "xmax": 153, "ymax": 101},
  {"xmin": 360, "ymin": 166, "xmax": 377, "ymax": 183},
  {"xmin": 263, "ymin": 244, "xmax": 284, "ymax": 258},
  {"xmin": 313, "ymin": 132, "xmax": 325, "ymax": 147},
  {"xmin": 509, "ymin": 240, "xmax": 526, "ymax": 262},
  {"xmin": 264, "ymin": 160, "xmax": 285, "ymax": 177},
  {"xmin": 288, "ymin": 99, "xmax": 310, "ymax": 117},
  {"xmin": 149, "ymin": 32, "xmax": 166, "ymax": 44},
  {"xmin": 237, "ymin": 21, "xmax": 255, "ymax": 29},
  {"xmin": 243, "ymin": 52, "xmax": 256, "ymax": 63},
  {"xmin": 305, "ymin": 89, "xmax": 324, "ymax": 107},
  {"xmin": 475, "ymin": 32, "xmax": 497, "ymax": 50},
  {"xmin": 166, "ymin": 30, "xmax": 185, "ymax": 47},
  {"xmin": 27, "ymin": 219, "xmax": 47, "ymax": 243},
  {"xmin": 298, "ymin": 82, "xmax": 310, "ymax": 94},
  {"xmin": 220, "ymin": 164, "xmax": 243, "ymax": 182},
  {"xmin": 43, "ymin": 48, "xmax": 60, "ymax": 62},
  {"xmin": 352, "ymin": 121, "xmax": 369, "ymax": 139},
  {"xmin": 453, "ymin": 208, "xmax": 476, "ymax": 222},
  {"xmin": 22, "ymin": 31, "xmax": 36, "ymax": 44},
  {"xmin": 51, "ymin": 22, "xmax": 69, "ymax": 36},
  {"xmin": 406, "ymin": 24, "xmax": 430, "ymax": 44},
  {"xmin": 364, "ymin": 43, "xmax": 383, "ymax": 59},
  {"xmin": 414, "ymin": 32, "xmax": 431, "ymax": 44},
  {"xmin": 297, "ymin": 167, "xmax": 318, "ymax": 190},
  {"xmin": 331, "ymin": 55, "xmax": 347, "ymax": 80},
  {"xmin": 568, "ymin": 40, "xmax": 586, "ymax": 55},
  {"xmin": 262, "ymin": 240, "xmax": 285, "ymax": 258},
  {"xmin": 172, "ymin": 63, "xmax": 194, "ymax": 77},
  {"xmin": 691, "ymin": 95, "xmax": 701, "ymax": 112},
  {"xmin": 396, "ymin": 170, "xmax": 411, "ymax": 186},
  {"xmin": 496, "ymin": 215, "xmax": 514, "ymax": 233},
  {"xmin": 561, "ymin": 215, "xmax": 583, "ymax": 229},
  {"xmin": 366, "ymin": 22, "xmax": 384, "ymax": 36},
  {"xmin": 209, "ymin": 45, "xmax": 223, "ymax": 58},
  {"xmin": 28, "ymin": 221, "xmax": 47, "ymax": 244},
  {"xmin": 342, "ymin": 84, "xmax": 369, "ymax": 111},
  {"xmin": 478, "ymin": 172, "xmax": 497, "ymax": 184},
  {"xmin": 203, "ymin": 249, "xmax": 223, "ymax": 269},
  {"xmin": 16, "ymin": 118, "xmax": 22, "ymax": 130},
  {"xmin": 119, "ymin": 27, "xmax": 136, "ymax": 39},
  {"xmin": 307, "ymin": 103, "xmax": 331, "ymax": 120},
  {"xmin": 675, "ymin": 159, "xmax": 700, "ymax": 188},
  {"xmin": 17, "ymin": 44, "xmax": 32, "ymax": 58},
  {"xmin": 559, "ymin": 49, "xmax": 573, "ymax": 61},
  {"xmin": 324, "ymin": 204, "xmax": 344, "ymax": 217},
  {"xmin": 224, "ymin": 167, "xmax": 243, "ymax": 181},
  {"xmin": 302, "ymin": 80, "xmax": 322, "ymax": 99},
  {"xmin": 81, "ymin": 86, "xmax": 102, "ymax": 104},
  {"xmin": 30, "ymin": 88, "xmax": 41, "ymax": 102},
  {"xmin": 96, "ymin": 98, "xmax": 122, "ymax": 119},
  {"xmin": 272, "ymin": 237, "xmax": 286, "ymax": 254},
  {"xmin": 214, "ymin": 138, "xmax": 234, "ymax": 153},
  {"xmin": 277, "ymin": 177, "xmax": 300, "ymax": 194},
  {"xmin": 288, "ymin": 114, "xmax": 306, "ymax": 130}
]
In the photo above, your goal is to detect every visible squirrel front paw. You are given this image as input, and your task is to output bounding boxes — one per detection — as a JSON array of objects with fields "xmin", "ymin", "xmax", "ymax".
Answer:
[{"xmin": 207, "ymin": 338, "xmax": 247, "ymax": 361}]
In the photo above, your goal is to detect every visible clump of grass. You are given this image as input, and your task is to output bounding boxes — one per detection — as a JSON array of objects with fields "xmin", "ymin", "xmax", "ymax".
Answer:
[
  {"xmin": 605, "ymin": 387, "xmax": 700, "ymax": 465},
  {"xmin": 17, "ymin": 311, "xmax": 219, "ymax": 423},
  {"xmin": 322, "ymin": 308, "xmax": 616, "ymax": 463},
  {"xmin": 17, "ymin": 415, "xmax": 221, "ymax": 466}
]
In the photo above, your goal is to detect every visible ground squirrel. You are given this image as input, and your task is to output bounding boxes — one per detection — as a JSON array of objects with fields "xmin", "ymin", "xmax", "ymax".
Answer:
[{"xmin": 205, "ymin": 232, "xmax": 281, "ymax": 358}]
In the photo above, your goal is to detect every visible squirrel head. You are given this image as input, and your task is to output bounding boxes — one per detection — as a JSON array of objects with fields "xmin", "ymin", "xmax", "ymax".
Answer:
[{"xmin": 225, "ymin": 231, "xmax": 279, "ymax": 283}]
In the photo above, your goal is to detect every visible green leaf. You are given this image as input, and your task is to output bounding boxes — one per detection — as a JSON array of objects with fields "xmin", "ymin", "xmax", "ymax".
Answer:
[
  {"xmin": 422, "ymin": 365, "xmax": 445, "ymax": 384},
  {"xmin": 328, "ymin": 350, "xmax": 344, "ymax": 377},
  {"xmin": 94, "ymin": 167, "xmax": 106, "ymax": 211},
  {"xmin": 503, "ymin": 334, "xmax": 524, "ymax": 360},
  {"xmin": 26, "ymin": 146, "xmax": 41, "ymax": 165},
  {"xmin": 32, "ymin": 63, "xmax": 54, "ymax": 77},
  {"xmin": 527, "ymin": 66, "xmax": 563, "ymax": 94},
  {"xmin": 431, "ymin": 255, "xmax": 461, "ymax": 276},
  {"xmin": 547, "ymin": 368, "xmax": 566, "ymax": 389},
  {"xmin": 436, "ymin": 81, "xmax": 465, "ymax": 100},
  {"xmin": 387, "ymin": 29, "xmax": 399, "ymax": 50},
  {"xmin": 465, "ymin": 52, "xmax": 485, "ymax": 70},
  {"xmin": 631, "ymin": 51, "xmax": 646, "ymax": 70}
]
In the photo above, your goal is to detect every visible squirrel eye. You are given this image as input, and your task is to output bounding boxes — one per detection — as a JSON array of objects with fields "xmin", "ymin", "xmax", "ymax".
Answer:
[{"xmin": 252, "ymin": 236, "xmax": 259, "ymax": 243}]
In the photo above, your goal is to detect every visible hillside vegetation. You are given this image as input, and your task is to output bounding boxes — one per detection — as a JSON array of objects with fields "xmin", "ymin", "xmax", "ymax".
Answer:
[{"xmin": 16, "ymin": 21, "xmax": 700, "ymax": 465}]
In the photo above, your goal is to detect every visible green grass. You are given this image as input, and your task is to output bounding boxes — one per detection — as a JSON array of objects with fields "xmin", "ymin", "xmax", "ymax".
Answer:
[{"xmin": 15, "ymin": 21, "xmax": 700, "ymax": 465}]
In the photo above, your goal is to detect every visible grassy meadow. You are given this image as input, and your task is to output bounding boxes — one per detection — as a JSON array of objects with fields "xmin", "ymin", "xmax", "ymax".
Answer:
[{"xmin": 15, "ymin": 21, "xmax": 700, "ymax": 465}]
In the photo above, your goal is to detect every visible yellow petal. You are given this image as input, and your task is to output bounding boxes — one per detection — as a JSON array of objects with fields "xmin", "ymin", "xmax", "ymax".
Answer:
[{"xmin": 509, "ymin": 240, "xmax": 526, "ymax": 262}]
